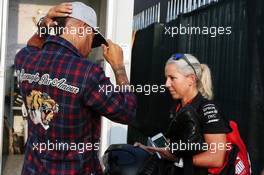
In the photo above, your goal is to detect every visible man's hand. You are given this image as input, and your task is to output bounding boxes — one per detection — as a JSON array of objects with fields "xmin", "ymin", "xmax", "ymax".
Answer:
[
  {"xmin": 28, "ymin": 3, "xmax": 72, "ymax": 48},
  {"xmin": 102, "ymin": 40, "xmax": 124, "ymax": 69},
  {"xmin": 102, "ymin": 40, "xmax": 129, "ymax": 86},
  {"xmin": 47, "ymin": 2, "xmax": 72, "ymax": 19},
  {"xmin": 41, "ymin": 3, "xmax": 72, "ymax": 27}
]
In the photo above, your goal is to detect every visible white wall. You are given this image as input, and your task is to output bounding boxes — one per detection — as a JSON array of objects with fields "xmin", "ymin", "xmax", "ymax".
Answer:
[
  {"xmin": 0, "ymin": 0, "xmax": 10, "ymax": 173},
  {"xmin": 100, "ymin": 0, "xmax": 134, "ymax": 157}
]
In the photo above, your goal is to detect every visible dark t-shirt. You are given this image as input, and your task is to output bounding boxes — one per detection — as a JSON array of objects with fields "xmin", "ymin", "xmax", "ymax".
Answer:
[
  {"xmin": 191, "ymin": 93, "xmax": 231, "ymax": 134},
  {"xmin": 166, "ymin": 93, "xmax": 231, "ymax": 175}
]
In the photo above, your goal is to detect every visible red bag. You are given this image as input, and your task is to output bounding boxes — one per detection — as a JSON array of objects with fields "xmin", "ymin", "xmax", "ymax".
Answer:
[{"xmin": 208, "ymin": 121, "xmax": 251, "ymax": 175}]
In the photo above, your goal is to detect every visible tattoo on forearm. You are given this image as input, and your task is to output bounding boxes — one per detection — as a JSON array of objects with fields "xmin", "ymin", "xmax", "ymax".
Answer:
[{"xmin": 113, "ymin": 66, "xmax": 129, "ymax": 86}]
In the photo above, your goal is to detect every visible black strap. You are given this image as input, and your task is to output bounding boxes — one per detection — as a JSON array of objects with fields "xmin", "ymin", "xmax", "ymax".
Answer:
[
  {"xmin": 183, "ymin": 157, "xmax": 194, "ymax": 175},
  {"xmin": 219, "ymin": 144, "xmax": 239, "ymax": 175}
]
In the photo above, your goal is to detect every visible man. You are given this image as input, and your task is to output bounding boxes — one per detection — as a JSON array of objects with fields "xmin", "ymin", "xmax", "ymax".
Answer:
[{"xmin": 15, "ymin": 2, "xmax": 136, "ymax": 175}]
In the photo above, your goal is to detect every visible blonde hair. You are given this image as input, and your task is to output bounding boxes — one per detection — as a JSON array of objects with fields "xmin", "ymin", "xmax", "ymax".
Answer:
[{"xmin": 166, "ymin": 54, "xmax": 213, "ymax": 100}]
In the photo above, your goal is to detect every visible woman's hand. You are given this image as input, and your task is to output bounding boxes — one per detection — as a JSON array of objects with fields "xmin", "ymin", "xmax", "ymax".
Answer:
[
  {"xmin": 134, "ymin": 142, "xmax": 152, "ymax": 153},
  {"xmin": 147, "ymin": 147, "xmax": 177, "ymax": 161},
  {"xmin": 134, "ymin": 142, "xmax": 177, "ymax": 161}
]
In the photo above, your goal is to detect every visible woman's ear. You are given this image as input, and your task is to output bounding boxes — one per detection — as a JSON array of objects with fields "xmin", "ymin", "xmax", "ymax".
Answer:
[{"xmin": 187, "ymin": 74, "xmax": 197, "ymax": 86}]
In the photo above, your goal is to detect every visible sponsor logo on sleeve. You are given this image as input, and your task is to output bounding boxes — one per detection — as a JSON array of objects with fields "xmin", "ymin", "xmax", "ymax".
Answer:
[{"xmin": 202, "ymin": 104, "xmax": 220, "ymax": 124}]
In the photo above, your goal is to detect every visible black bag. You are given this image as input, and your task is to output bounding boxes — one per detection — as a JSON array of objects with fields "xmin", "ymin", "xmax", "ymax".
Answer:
[
  {"xmin": 102, "ymin": 144, "xmax": 181, "ymax": 175},
  {"xmin": 139, "ymin": 154, "xmax": 182, "ymax": 175},
  {"xmin": 166, "ymin": 105, "xmax": 204, "ymax": 157},
  {"xmin": 103, "ymin": 144, "xmax": 151, "ymax": 175}
]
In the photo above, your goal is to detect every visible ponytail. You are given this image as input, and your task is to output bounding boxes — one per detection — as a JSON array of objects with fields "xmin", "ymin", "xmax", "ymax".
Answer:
[{"xmin": 198, "ymin": 64, "xmax": 213, "ymax": 100}]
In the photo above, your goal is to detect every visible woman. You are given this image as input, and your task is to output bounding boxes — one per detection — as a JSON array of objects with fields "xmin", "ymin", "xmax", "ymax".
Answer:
[{"xmin": 135, "ymin": 53, "xmax": 231, "ymax": 175}]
